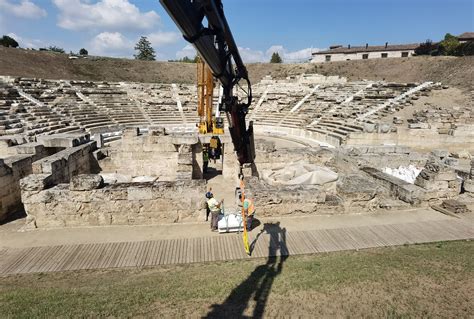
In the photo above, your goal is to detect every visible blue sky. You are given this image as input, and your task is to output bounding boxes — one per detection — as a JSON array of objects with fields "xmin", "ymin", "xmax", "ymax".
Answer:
[{"xmin": 0, "ymin": 0, "xmax": 472, "ymax": 62}]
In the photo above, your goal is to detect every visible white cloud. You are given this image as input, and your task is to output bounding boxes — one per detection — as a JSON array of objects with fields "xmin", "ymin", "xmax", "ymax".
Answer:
[
  {"xmin": 265, "ymin": 45, "xmax": 285, "ymax": 57},
  {"xmin": 236, "ymin": 45, "xmax": 322, "ymax": 63},
  {"xmin": 0, "ymin": 0, "xmax": 47, "ymax": 19},
  {"xmin": 7, "ymin": 32, "xmax": 44, "ymax": 48},
  {"xmin": 89, "ymin": 31, "xmax": 133, "ymax": 57},
  {"xmin": 285, "ymin": 48, "xmax": 318, "ymax": 62},
  {"xmin": 176, "ymin": 44, "xmax": 196, "ymax": 59},
  {"xmin": 238, "ymin": 47, "xmax": 266, "ymax": 63},
  {"xmin": 53, "ymin": 0, "xmax": 160, "ymax": 31},
  {"xmin": 147, "ymin": 31, "xmax": 180, "ymax": 48},
  {"xmin": 266, "ymin": 45, "xmax": 320, "ymax": 62}
]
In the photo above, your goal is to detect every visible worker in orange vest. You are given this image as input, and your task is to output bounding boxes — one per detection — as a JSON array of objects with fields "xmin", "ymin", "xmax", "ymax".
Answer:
[{"xmin": 243, "ymin": 197, "xmax": 255, "ymax": 231}]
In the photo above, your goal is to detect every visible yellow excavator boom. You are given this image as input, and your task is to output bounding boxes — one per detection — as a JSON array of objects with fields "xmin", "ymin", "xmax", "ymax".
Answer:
[{"xmin": 197, "ymin": 57, "xmax": 223, "ymax": 135}]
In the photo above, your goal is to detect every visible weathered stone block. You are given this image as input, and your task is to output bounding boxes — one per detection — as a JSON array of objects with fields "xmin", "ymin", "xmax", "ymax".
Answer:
[
  {"xmin": 20, "ymin": 174, "xmax": 53, "ymax": 191},
  {"xmin": 122, "ymin": 127, "xmax": 139, "ymax": 139},
  {"xmin": 415, "ymin": 178, "xmax": 448, "ymax": 190},
  {"xmin": 16, "ymin": 143, "xmax": 45, "ymax": 155},
  {"xmin": 430, "ymin": 150, "xmax": 449, "ymax": 159},
  {"xmin": 171, "ymin": 135, "xmax": 199, "ymax": 145},
  {"xmin": 37, "ymin": 133, "xmax": 90, "ymax": 148},
  {"xmin": 127, "ymin": 187, "xmax": 153, "ymax": 200},
  {"xmin": 149, "ymin": 126, "xmax": 167, "ymax": 136},
  {"xmin": 464, "ymin": 179, "xmax": 474, "ymax": 193},
  {"xmin": 337, "ymin": 175, "xmax": 383, "ymax": 202},
  {"xmin": 434, "ymin": 171, "xmax": 458, "ymax": 181},
  {"xmin": 410, "ymin": 123, "xmax": 431, "ymax": 129},
  {"xmin": 70, "ymin": 174, "xmax": 104, "ymax": 191},
  {"xmin": 441, "ymin": 199, "xmax": 468, "ymax": 214},
  {"xmin": 177, "ymin": 153, "xmax": 192, "ymax": 165}
]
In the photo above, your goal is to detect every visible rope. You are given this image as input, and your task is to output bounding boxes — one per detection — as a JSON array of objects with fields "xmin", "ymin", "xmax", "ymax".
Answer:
[{"xmin": 240, "ymin": 178, "xmax": 250, "ymax": 255}]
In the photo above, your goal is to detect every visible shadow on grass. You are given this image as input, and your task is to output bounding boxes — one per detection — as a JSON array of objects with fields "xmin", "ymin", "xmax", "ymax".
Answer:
[{"xmin": 205, "ymin": 222, "xmax": 288, "ymax": 318}]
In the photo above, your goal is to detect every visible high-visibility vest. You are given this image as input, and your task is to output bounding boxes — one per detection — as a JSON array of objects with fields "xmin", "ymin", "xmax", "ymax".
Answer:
[
  {"xmin": 209, "ymin": 137, "xmax": 218, "ymax": 149},
  {"xmin": 244, "ymin": 199, "xmax": 255, "ymax": 216}
]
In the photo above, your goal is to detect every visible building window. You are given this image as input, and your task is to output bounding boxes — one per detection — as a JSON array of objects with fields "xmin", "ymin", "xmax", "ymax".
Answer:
[
  {"xmin": 362, "ymin": 54, "xmax": 369, "ymax": 59},
  {"xmin": 325, "ymin": 55, "xmax": 331, "ymax": 62},
  {"xmin": 381, "ymin": 53, "xmax": 388, "ymax": 58},
  {"xmin": 401, "ymin": 52, "xmax": 409, "ymax": 57}
]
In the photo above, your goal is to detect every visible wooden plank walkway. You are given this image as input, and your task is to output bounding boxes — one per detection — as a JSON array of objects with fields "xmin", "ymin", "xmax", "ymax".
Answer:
[{"xmin": 0, "ymin": 219, "xmax": 472, "ymax": 276}]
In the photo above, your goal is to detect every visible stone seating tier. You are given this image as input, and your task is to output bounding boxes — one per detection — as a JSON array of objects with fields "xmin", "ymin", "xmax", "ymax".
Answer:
[{"xmin": 1, "ymin": 77, "xmax": 440, "ymax": 144}]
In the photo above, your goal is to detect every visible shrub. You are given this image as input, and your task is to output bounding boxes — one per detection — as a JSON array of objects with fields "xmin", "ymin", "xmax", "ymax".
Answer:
[{"xmin": 0, "ymin": 35, "xmax": 19, "ymax": 48}]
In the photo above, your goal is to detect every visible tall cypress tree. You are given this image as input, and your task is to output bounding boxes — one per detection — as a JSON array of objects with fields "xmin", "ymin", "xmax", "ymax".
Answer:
[
  {"xmin": 134, "ymin": 36, "xmax": 156, "ymax": 61},
  {"xmin": 270, "ymin": 52, "xmax": 283, "ymax": 63}
]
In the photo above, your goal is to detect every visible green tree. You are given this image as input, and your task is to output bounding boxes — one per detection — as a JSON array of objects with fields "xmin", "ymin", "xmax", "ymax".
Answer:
[
  {"xmin": 439, "ymin": 33, "xmax": 460, "ymax": 56},
  {"xmin": 270, "ymin": 52, "xmax": 282, "ymax": 63},
  {"xmin": 79, "ymin": 48, "xmax": 88, "ymax": 55},
  {"xmin": 414, "ymin": 39, "xmax": 439, "ymax": 56},
  {"xmin": 0, "ymin": 35, "xmax": 19, "ymax": 48},
  {"xmin": 455, "ymin": 41, "xmax": 474, "ymax": 56},
  {"xmin": 168, "ymin": 56, "xmax": 199, "ymax": 63},
  {"xmin": 134, "ymin": 36, "xmax": 156, "ymax": 61},
  {"xmin": 48, "ymin": 46, "xmax": 65, "ymax": 53}
]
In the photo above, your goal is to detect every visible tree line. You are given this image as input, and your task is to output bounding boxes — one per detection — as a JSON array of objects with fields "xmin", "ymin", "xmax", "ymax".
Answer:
[
  {"xmin": 0, "ymin": 35, "xmax": 89, "ymax": 55},
  {"xmin": 0, "ymin": 34, "xmax": 285, "ymax": 63},
  {"xmin": 6, "ymin": 33, "xmax": 469, "ymax": 62},
  {"xmin": 415, "ymin": 33, "xmax": 474, "ymax": 56}
]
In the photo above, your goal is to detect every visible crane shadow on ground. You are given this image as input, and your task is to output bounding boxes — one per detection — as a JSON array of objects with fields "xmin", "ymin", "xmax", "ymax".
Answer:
[{"xmin": 204, "ymin": 222, "xmax": 289, "ymax": 318}]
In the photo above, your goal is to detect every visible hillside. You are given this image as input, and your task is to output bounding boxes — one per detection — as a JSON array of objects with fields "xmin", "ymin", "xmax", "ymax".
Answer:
[{"xmin": 1, "ymin": 47, "xmax": 472, "ymax": 89}]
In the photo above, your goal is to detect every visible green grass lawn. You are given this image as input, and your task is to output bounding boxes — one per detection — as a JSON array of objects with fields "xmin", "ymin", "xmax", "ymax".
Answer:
[{"xmin": 1, "ymin": 241, "xmax": 473, "ymax": 318}]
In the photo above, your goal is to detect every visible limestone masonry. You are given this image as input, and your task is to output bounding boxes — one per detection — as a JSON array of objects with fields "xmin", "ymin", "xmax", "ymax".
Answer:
[{"xmin": 0, "ymin": 74, "xmax": 472, "ymax": 228}]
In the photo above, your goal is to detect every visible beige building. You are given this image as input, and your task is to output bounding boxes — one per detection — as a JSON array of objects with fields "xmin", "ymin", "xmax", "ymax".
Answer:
[
  {"xmin": 457, "ymin": 32, "xmax": 474, "ymax": 43},
  {"xmin": 311, "ymin": 43, "xmax": 418, "ymax": 63}
]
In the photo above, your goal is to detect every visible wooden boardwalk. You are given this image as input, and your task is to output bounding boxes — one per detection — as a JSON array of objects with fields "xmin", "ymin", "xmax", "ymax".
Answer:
[{"xmin": 0, "ymin": 219, "xmax": 472, "ymax": 276}]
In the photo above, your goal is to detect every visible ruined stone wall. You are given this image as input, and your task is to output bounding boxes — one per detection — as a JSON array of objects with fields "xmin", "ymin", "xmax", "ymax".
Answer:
[
  {"xmin": 245, "ymin": 177, "xmax": 328, "ymax": 216},
  {"xmin": 0, "ymin": 136, "xmax": 28, "ymax": 158},
  {"xmin": 21, "ymin": 177, "xmax": 206, "ymax": 228},
  {"xmin": 413, "ymin": 160, "xmax": 462, "ymax": 200},
  {"xmin": 0, "ymin": 157, "xmax": 31, "ymax": 221},
  {"xmin": 32, "ymin": 141, "xmax": 97, "ymax": 185},
  {"xmin": 246, "ymin": 147, "xmax": 345, "ymax": 215},
  {"xmin": 254, "ymin": 146, "xmax": 338, "ymax": 171},
  {"xmin": 98, "ymin": 129, "xmax": 201, "ymax": 180},
  {"xmin": 0, "ymin": 143, "xmax": 50, "ymax": 221},
  {"xmin": 343, "ymin": 145, "xmax": 427, "ymax": 169},
  {"xmin": 362, "ymin": 167, "xmax": 427, "ymax": 205},
  {"xmin": 346, "ymin": 126, "xmax": 474, "ymax": 153}
]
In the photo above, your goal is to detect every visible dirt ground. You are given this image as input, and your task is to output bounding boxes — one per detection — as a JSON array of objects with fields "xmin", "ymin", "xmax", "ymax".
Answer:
[
  {"xmin": 385, "ymin": 87, "xmax": 471, "ymax": 123},
  {"xmin": 1, "ymin": 47, "xmax": 473, "ymax": 90},
  {"xmin": 1, "ymin": 241, "xmax": 472, "ymax": 318}
]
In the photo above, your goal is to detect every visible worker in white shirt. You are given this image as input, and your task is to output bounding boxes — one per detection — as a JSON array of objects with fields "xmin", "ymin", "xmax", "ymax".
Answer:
[{"xmin": 207, "ymin": 193, "xmax": 223, "ymax": 231}]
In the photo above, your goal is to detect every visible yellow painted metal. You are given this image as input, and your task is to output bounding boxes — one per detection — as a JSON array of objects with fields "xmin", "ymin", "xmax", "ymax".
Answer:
[
  {"xmin": 197, "ymin": 57, "xmax": 206, "ymax": 128},
  {"xmin": 212, "ymin": 119, "xmax": 225, "ymax": 134},
  {"xmin": 197, "ymin": 57, "xmax": 217, "ymax": 135},
  {"xmin": 240, "ymin": 179, "xmax": 251, "ymax": 256}
]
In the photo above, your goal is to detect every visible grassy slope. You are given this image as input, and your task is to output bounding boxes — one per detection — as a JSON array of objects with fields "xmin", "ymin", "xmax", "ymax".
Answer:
[
  {"xmin": 0, "ymin": 241, "xmax": 472, "ymax": 318},
  {"xmin": 1, "ymin": 47, "xmax": 473, "ymax": 89}
]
